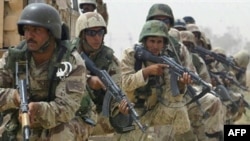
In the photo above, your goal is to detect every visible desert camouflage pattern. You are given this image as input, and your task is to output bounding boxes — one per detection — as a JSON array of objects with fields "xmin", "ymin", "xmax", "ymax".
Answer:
[
  {"xmin": 0, "ymin": 42, "xmax": 88, "ymax": 140},
  {"xmin": 232, "ymin": 50, "xmax": 250, "ymax": 86},
  {"xmin": 75, "ymin": 12, "xmax": 107, "ymax": 37},
  {"xmin": 168, "ymin": 28, "xmax": 181, "ymax": 42},
  {"xmin": 116, "ymin": 47, "xmax": 195, "ymax": 141},
  {"xmin": 179, "ymin": 31, "xmax": 224, "ymax": 141}
]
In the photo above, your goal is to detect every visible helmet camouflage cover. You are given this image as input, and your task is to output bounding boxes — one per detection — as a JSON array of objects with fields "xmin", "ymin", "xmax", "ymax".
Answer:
[
  {"xmin": 75, "ymin": 12, "xmax": 107, "ymax": 37},
  {"xmin": 146, "ymin": 3, "xmax": 174, "ymax": 27},
  {"xmin": 17, "ymin": 3, "xmax": 61, "ymax": 39},
  {"xmin": 168, "ymin": 28, "xmax": 180, "ymax": 42},
  {"xmin": 186, "ymin": 24, "xmax": 200, "ymax": 33},
  {"xmin": 233, "ymin": 50, "xmax": 250, "ymax": 68},
  {"xmin": 180, "ymin": 30, "xmax": 196, "ymax": 45},
  {"xmin": 139, "ymin": 20, "xmax": 169, "ymax": 42}
]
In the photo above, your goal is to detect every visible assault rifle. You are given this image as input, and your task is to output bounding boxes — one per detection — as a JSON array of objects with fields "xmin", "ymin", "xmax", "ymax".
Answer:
[
  {"xmin": 209, "ymin": 71, "xmax": 249, "ymax": 91},
  {"xmin": 134, "ymin": 44, "xmax": 213, "ymax": 104},
  {"xmin": 81, "ymin": 53, "xmax": 147, "ymax": 133},
  {"xmin": 209, "ymin": 71, "xmax": 250, "ymax": 110},
  {"xmin": 15, "ymin": 61, "xmax": 30, "ymax": 141},
  {"xmin": 191, "ymin": 46, "xmax": 245, "ymax": 74}
]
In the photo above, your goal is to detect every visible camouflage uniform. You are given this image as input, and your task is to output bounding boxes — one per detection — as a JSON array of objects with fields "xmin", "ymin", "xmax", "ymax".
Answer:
[
  {"xmin": 137, "ymin": 4, "xmax": 197, "ymax": 140},
  {"xmin": 208, "ymin": 48, "xmax": 249, "ymax": 125},
  {"xmin": 74, "ymin": 12, "xmax": 120, "ymax": 136},
  {"xmin": 180, "ymin": 31, "xmax": 224, "ymax": 141},
  {"xmin": 186, "ymin": 24, "xmax": 209, "ymax": 50},
  {"xmin": 115, "ymin": 19, "xmax": 196, "ymax": 141},
  {"xmin": 0, "ymin": 3, "xmax": 88, "ymax": 141}
]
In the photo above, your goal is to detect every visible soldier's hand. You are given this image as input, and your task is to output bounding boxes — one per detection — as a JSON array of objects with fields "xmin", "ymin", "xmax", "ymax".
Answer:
[
  {"xmin": 143, "ymin": 64, "xmax": 168, "ymax": 79},
  {"xmin": 28, "ymin": 102, "xmax": 40, "ymax": 127},
  {"xmin": 14, "ymin": 90, "xmax": 21, "ymax": 107},
  {"xmin": 118, "ymin": 99, "xmax": 131, "ymax": 115},
  {"xmin": 87, "ymin": 76, "xmax": 106, "ymax": 91},
  {"xmin": 178, "ymin": 72, "xmax": 192, "ymax": 85}
]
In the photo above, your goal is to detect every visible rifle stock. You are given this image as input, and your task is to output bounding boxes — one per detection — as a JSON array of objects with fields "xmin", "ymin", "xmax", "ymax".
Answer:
[{"xmin": 81, "ymin": 53, "xmax": 147, "ymax": 132}]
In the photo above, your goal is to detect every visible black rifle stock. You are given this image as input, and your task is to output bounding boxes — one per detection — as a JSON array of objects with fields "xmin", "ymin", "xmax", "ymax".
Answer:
[
  {"xmin": 134, "ymin": 44, "xmax": 212, "ymax": 104},
  {"xmin": 81, "ymin": 53, "xmax": 147, "ymax": 132},
  {"xmin": 191, "ymin": 46, "xmax": 245, "ymax": 74},
  {"xmin": 15, "ymin": 61, "xmax": 30, "ymax": 141}
]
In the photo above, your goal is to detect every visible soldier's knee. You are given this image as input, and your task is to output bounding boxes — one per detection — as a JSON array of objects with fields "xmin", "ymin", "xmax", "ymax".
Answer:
[{"xmin": 208, "ymin": 98, "xmax": 222, "ymax": 116}]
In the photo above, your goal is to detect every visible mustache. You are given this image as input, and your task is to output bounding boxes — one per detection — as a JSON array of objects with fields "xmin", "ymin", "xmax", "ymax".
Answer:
[{"xmin": 27, "ymin": 39, "xmax": 36, "ymax": 44}]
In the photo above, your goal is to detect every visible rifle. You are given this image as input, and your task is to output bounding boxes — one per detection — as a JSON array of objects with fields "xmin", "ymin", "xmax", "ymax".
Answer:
[
  {"xmin": 15, "ymin": 61, "xmax": 30, "ymax": 141},
  {"xmin": 209, "ymin": 71, "xmax": 249, "ymax": 91},
  {"xmin": 134, "ymin": 44, "xmax": 213, "ymax": 104},
  {"xmin": 191, "ymin": 46, "xmax": 245, "ymax": 74},
  {"xmin": 81, "ymin": 53, "xmax": 147, "ymax": 133}
]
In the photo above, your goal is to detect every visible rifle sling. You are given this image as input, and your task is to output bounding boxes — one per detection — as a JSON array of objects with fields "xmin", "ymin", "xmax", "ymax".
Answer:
[
  {"xmin": 185, "ymin": 85, "xmax": 210, "ymax": 105},
  {"xmin": 47, "ymin": 45, "xmax": 67, "ymax": 102}
]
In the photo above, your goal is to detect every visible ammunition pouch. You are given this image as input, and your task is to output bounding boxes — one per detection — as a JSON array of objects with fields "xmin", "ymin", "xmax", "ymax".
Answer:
[{"xmin": 109, "ymin": 112, "xmax": 134, "ymax": 133}]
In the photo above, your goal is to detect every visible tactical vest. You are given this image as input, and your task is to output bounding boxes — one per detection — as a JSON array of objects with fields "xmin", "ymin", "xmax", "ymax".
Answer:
[{"xmin": 0, "ymin": 40, "xmax": 75, "ymax": 141}]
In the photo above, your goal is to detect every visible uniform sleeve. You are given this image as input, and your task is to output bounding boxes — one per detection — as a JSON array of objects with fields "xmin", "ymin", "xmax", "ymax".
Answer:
[
  {"xmin": 0, "ymin": 51, "xmax": 20, "ymax": 112},
  {"xmin": 34, "ymin": 50, "xmax": 87, "ymax": 129},
  {"xmin": 179, "ymin": 44, "xmax": 197, "ymax": 73},
  {"xmin": 120, "ymin": 47, "xmax": 148, "ymax": 92}
]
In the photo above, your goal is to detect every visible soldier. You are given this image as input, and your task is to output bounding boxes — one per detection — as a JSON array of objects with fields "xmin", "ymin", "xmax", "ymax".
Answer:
[
  {"xmin": 0, "ymin": 3, "xmax": 88, "ymax": 141},
  {"xmin": 73, "ymin": 12, "xmax": 121, "ymax": 137},
  {"xmin": 79, "ymin": 0, "xmax": 97, "ymax": 13},
  {"xmin": 116, "ymin": 19, "xmax": 198, "ymax": 141},
  {"xmin": 78, "ymin": 0, "xmax": 109, "ymax": 25},
  {"xmin": 180, "ymin": 31, "xmax": 224, "ymax": 141},
  {"xmin": 174, "ymin": 18, "xmax": 187, "ymax": 31},
  {"xmin": 186, "ymin": 24, "xmax": 211, "ymax": 50}
]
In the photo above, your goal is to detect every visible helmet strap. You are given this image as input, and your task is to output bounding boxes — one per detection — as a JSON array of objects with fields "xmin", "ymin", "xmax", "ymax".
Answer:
[{"xmin": 36, "ymin": 36, "xmax": 50, "ymax": 53}]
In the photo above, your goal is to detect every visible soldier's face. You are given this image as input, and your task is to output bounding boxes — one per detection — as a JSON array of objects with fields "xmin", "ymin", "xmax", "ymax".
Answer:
[
  {"xmin": 23, "ymin": 25, "xmax": 50, "ymax": 51},
  {"xmin": 80, "ymin": 4, "xmax": 95, "ymax": 13},
  {"xmin": 145, "ymin": 36, "xmax": 164, "ymax": 56},
  {"xmin": 84, "ymin": 27, "xmax": 105, "ymax": 50}
]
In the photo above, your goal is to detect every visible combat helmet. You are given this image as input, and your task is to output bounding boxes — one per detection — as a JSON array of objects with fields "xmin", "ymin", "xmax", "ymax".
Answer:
[
  {"xmin": 146, "ymin": 3, "xmax": 174, "ymax": 27},
  {"xmin": 75, "ymin": 12, "xmax": 107, "ymax": 37},
  {"xmin": 17, "ymin": 3, "xmax": 61, "ymax": 39},
  {"xmin": 233, "ymin": 50, "xmax": 250, "ymax": 68},
  {"xmin": 174, "ymin": 18, "xmax": 186, "ymax": 31},
  {"xmin": 168, "ymin": 28, "xmax": 180, "ymax": 42},
  {"xmin": 186, "ymin": 24, "xmax": 200, "ymax": 33},
  {"xmin": 180, "ymin": 30, "xmax": 196, "ymax": 46},
  {"xmin": 79, "ymin": 0, "xmax": 97, "ymax": 9},
  {"xmin": 183, "ymin": 16, "xmax": 196, "ymax": 24},
  {"xmin": 139, "ymin": 20, "xmax": 169, "ymax": 42}
]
